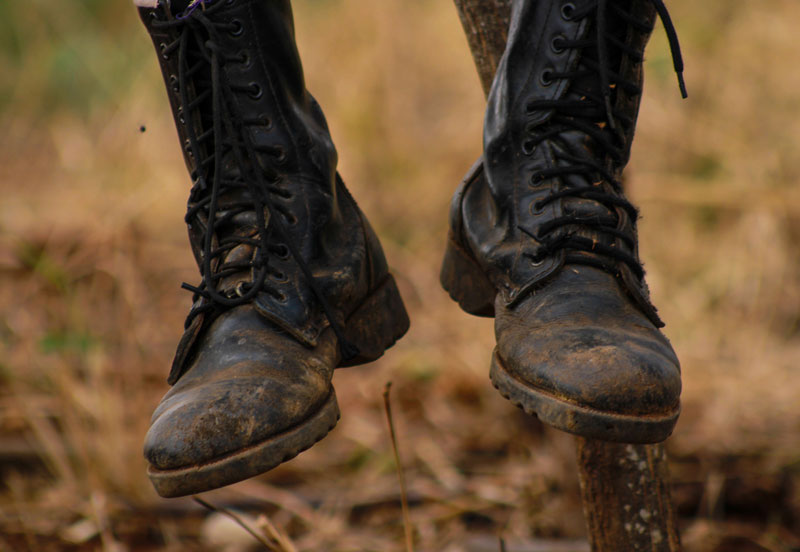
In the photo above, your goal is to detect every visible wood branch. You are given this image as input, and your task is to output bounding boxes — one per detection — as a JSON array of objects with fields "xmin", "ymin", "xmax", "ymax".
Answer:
[
  {"xmin": 450, "ymin": 1, "xmax": 682, "ymax": 550},
  {"xmin": 452, "ymin": 0, "xmax": 511, "ymax": 96},
  {"xmin": 576, "ymin": 439, "xmax": 681, "ymax": 551}
]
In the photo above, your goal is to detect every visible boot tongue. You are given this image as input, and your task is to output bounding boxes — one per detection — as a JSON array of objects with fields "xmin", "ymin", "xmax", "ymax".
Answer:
[
  {"xmin": 556, "ymin": 6, "xmax": 628, "ymax": 239},
  {"xmin": 564, "ymin": 10, "xmax": 627, "ymax": 129},
  {"xmin": 561, "ymin": 185, "xmax": 621, "ymax": 247},
  {"xmin": 215, "ymin": 208, "xmax": 263, "ymax": 296}
]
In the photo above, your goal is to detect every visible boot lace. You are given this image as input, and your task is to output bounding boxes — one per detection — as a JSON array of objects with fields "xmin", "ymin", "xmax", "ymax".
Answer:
[
  {"xmin": 150, "ymin": 0, "xmax": 359, "ymax": 370},
  {"xmin": 520, "ymin": 0, "xmax": 686, "ymax": 279}
]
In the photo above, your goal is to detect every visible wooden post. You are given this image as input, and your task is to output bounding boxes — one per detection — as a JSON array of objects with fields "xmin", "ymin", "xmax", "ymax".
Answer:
[
  {"xmin": 451, "ymin": 1, "xmax": 682, "ymax": 550},
  {"xmin": 451, "ymin": 0, "xmax": 511, "ymax": 96},
  {"xmin": 576, "ymin": 439, "xmax": 681, "ymax": 550}
]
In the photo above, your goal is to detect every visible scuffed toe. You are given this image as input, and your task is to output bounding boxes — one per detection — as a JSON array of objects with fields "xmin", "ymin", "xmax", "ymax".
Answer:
[{"xmin": 492, "ymin": 266, "xmax": 681, "ymax": 442}]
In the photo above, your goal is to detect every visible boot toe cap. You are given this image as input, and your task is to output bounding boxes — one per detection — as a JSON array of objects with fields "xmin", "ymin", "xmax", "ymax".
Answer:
[
  {"xmin": 144, "ymin": 305, "xmax": 336, "ymax": 472},
  {"xmin": 494, "ymin": 267, "xmax": 681, "ymax": 419},
  {"xmin": 497, "ymin": 323, "xmax": 680, "ymax": 416},
  {"xmin": 144, "ymin": 369, "xmax": 330, "ymax": 471}
]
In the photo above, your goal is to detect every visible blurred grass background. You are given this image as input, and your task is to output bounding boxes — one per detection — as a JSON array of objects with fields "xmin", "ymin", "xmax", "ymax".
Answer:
[{"xmin": 1, "ymin": 0, "xmax": 799, "ymax": 550}]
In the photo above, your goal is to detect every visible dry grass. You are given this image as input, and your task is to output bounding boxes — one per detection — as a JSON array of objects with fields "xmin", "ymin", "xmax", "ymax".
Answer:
[{"xmin": 1, "ymin": 0, "xmax": 799, "ymax": 550}]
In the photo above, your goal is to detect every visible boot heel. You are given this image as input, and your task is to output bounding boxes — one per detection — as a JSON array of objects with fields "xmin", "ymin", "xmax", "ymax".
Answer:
[
  {"xmin": 440, "ymin": 234, "xmax": 496, "ymax": 317},
  {"xmin": 340, "ymin": 275, "xmax": 410, "ymax": 367}
]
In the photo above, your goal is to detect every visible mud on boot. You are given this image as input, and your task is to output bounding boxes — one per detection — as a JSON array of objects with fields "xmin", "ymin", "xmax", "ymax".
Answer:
[
  {"xmin": 441, "ymin": 0, "xmax": 686, "ymax": 444},
  {"xmin": 138, "ymin": 0, "xmax": 409, "ymax": 497}
]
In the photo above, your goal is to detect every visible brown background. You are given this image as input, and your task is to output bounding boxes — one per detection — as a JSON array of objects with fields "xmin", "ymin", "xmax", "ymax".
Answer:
[{"xmin": 0, "ymin": 0, "xmax": 798, "ymax": 550}]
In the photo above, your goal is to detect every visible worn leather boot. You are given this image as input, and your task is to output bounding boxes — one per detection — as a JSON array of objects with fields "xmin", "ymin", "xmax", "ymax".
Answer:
[
  {"xmin": 138, "ymin": 0, "xmax": 409, "ymax": 497},
  {"xmin": 441, "ymin": 0, "xmax": 686, "ymax": 443}
]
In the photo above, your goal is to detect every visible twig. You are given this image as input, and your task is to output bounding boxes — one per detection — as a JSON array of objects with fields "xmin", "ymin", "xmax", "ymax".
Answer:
[
  {"xmin": 256, "ymin": 514, "xmax": 300, "ymax": 552},
  {"xmin": 193, "ymin": 495, "xmax": 296, "ymax": 552},
  {"xmin": 383, "ymin": 381, "xmax": 415, "ymax": 552}
]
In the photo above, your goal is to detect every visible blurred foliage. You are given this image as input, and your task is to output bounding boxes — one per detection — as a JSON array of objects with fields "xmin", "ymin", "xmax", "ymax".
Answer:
[
  {"xmin": 38, "ymin": 330, "xmax": 98, "ymax": 355},
  {"xmin": 0, "ymin": 0, "xmax": 151, "ymax": 119}
]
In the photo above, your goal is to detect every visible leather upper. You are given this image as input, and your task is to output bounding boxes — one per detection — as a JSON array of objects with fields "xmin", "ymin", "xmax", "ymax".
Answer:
[
  {"xmin": 144, "ymin": 304, "xmax": 337, "ymax": 470},
  {"xmin": 140, "ymin": 0, "xmax": 389, "ymax": 384},
  {"xmin": 493, "ymin": 266, "xmax": 680, "ymax": 416},
  {"xmin": 460, "ymin": 0, "xmax": 662, "ymax": 325}
]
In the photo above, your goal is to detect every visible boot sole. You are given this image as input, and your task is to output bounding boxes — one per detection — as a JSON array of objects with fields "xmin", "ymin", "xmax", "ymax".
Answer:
[
  {"xmin": 490, "ymin": 351, "xmax": 680, "ymax": 444},
  {"xmin": 148, "ymin": 275, "xmax": 409, "ymax": 497}
]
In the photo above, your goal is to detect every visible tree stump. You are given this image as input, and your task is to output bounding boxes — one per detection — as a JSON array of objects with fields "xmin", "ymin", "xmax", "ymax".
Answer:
[{"xmin": 450, "ymin": 1, "xmax": 682, "ymax": 550}]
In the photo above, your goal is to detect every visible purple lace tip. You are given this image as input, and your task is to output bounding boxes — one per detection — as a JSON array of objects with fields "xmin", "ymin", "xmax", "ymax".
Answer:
[{"xmin": 176, "ymin": 0, "xmax": 212, "ymax": 19}]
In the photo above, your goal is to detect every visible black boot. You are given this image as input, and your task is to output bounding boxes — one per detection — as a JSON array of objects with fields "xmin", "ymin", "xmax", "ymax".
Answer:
[
  {"xmin": 441, "ymin": 0, "xmax": 686, "ymax": 443},
  {"xmin": 138, "ymin": 0, "xmax": 409, "ymax": 497}
]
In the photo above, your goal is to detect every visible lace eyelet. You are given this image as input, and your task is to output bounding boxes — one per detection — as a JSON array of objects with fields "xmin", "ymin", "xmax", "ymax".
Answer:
[
  {"xmin": 268, "ymin": 185, "xmax": 291, "ymax": 200},
  {"xmin": 169, "ymin": 74, "xmax": 179, "ymax": 93},
  {"xmin": 551, "ymin": 35, "xmax": 566, "ymax": 54},
  {"xmin": 283, "ymin": 212, "xmax": 298, "ymax": 226},
  {"xmin": 530, "ymin": 173, "xmax": 545, "ymax": 186},
  {"xmin": 263, "ymin": 116, "xmax": 273, "ymax": 130},
  {"xmin": 247, "ymin": 82, "xmax": 263, "ymax": 100},
  {"xmin": 238, "ymin": 51, "xmax": 251, "ymax": 68},
  {"xmin": 159, "ymin": 42, "xmax": 170, "ymax": 60},
  {"xmin": 561, "ymin": 2, "xmax": 575, "ymax": 20},
  {"xmin": 522, "ymin": 140, "xmax": 536, "ymax": 155},
  {"xmin": 539, "ymin": 69, "xmax": 555, "ymax": 87},
  {"xmin": 274, "ymin": 146, "xmax": 287, "ymax": 164},
  {"xmin": 532, "ymin": 200, "xmax": 545, "ymax": 214},
  {"xmin": 229, "ymin": 19, "xmax": 243, "ymax": 36},
  {"xmin": 274, "ymin": 244, "xmax": 290, "ymax": 260},
  {"xmin": 530, "ymin": 257, "xmax": 545, "ymax": 267},
  {"xmin": 270, "ymin": 271, "xmax": 288, "ymax": 284}
]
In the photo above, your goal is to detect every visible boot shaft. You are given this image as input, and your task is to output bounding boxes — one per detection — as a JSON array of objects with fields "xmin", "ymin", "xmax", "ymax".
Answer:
[
  {"xmin": 138, "ymin": 0, "xmax": 347, "ymax": 279},
  {"xmin": 137, "ymin": 0, "xmax": 394, "ymax": 368},
  {"xmin": 484, "ymin": 0, "xmax": 659, "ymax": 182},
  {"xmin": 139, "ymin": 0, "xmax": 337, "ymax": 205},
  {"xmin": 456, "ymin": 0, "xmax": 685, "ymax": 326}
]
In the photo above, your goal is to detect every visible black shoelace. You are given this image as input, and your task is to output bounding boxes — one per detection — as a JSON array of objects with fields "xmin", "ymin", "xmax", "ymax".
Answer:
[
  {"xmin": 520, "ymin": 0, "xmax": 686, "ymax": 279},
  {"xmin": 151, "ymin": 0, "xmax": 359, "ymax": 373}
]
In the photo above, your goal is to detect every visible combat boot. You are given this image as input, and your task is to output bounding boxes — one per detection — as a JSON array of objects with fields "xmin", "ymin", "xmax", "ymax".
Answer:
[
  {"xmin": 441, "ymin": 0, "xmax": 686, "ymax": 443},
  {"xmin": 137, "ymin": 0, "xmax": 409, "ymax": 497}
]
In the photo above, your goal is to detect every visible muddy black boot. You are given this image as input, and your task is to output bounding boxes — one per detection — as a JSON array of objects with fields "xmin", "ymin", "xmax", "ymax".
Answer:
[
  {"xmin": 441, "ymin": 0, "xmax": 686, "ymax": 443},
  {"xmin": 137, "ymin": 0, "xmax": 409, "ymax": 497}
]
